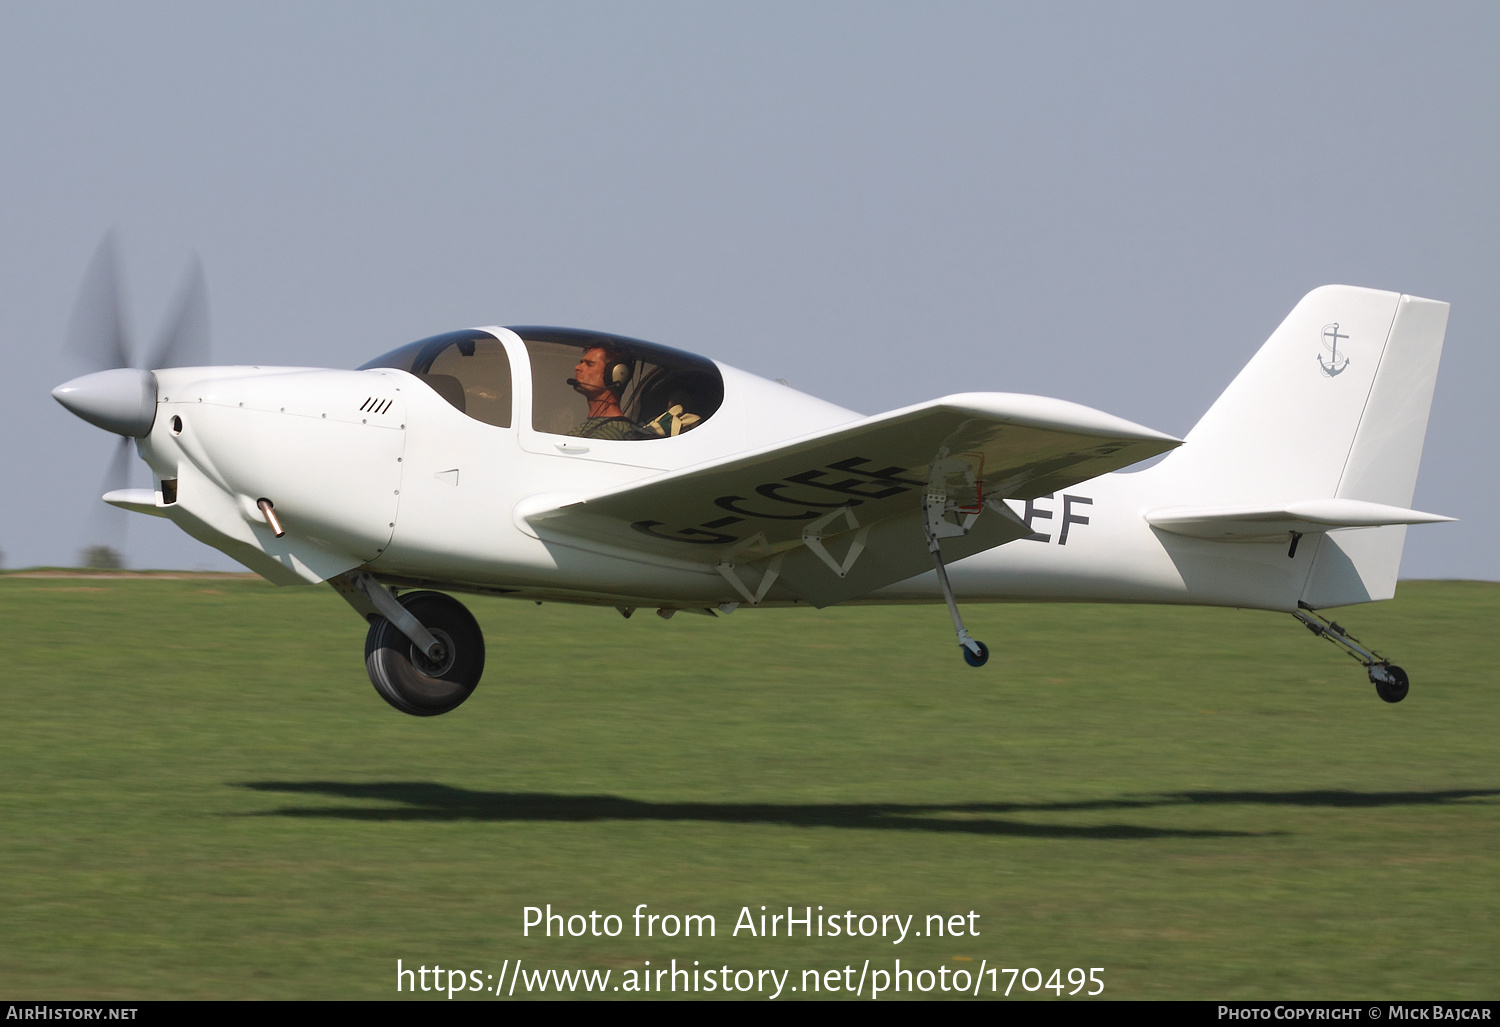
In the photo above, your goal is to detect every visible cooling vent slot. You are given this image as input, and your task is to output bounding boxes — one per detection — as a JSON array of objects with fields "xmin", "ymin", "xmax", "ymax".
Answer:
[{"xmin": 359, "ymin": 397, "xmax": 395, "ymax": 415}]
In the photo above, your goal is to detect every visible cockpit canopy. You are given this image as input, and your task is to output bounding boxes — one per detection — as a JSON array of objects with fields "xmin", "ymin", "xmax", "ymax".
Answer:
[
  {"xmin": 359, "ymin": 327, "xmax": 724, "ymax": 440},
  {"xmin": 358, "ymin": 329, "xmax": 514, "ymax": 427},
  {"xmin": 513, "ymin": 327, "xmax": 724, "ymax": 440}
]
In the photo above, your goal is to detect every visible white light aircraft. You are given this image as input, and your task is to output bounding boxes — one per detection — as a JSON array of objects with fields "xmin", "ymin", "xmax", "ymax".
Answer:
[{"xmin": 53, "ymin": 240, "xmax": 1453, "ymax": 715}]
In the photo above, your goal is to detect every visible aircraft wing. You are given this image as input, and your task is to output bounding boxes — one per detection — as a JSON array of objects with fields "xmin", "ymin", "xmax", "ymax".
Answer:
[{"xmin": 522, "ymin": 392, "xmax": 1180, "ymax": 606}]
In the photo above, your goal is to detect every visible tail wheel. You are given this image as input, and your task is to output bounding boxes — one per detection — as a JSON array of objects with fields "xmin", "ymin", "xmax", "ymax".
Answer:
[
  {"xmin": 1373, "ymin": 665, "xmax": 1410, "ymax": 704},
  {"xmin": 365, "ymin": 591, "xmax": 485, "ymax": 716}
]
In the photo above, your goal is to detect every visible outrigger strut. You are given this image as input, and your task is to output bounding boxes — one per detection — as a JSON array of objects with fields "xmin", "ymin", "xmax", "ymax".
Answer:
[{"xmin": 924, "ymin": 488, "xmax": 989, "ymax": 667}]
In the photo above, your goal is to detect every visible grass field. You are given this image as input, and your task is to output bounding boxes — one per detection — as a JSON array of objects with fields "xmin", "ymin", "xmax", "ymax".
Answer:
[{"xmin": 0, "ymin": 575, "xmax": 1496, "ymax": 1000}]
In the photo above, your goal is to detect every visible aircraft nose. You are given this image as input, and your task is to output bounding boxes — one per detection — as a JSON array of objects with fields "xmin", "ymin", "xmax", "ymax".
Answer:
[{"xmin": 52, "ymin": 367, "xmax": 159, "ymax": 437}]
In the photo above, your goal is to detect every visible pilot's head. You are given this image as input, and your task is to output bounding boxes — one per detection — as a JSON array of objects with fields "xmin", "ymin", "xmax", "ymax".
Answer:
[{"xmin": 570, "ymin": 345, "xmax": 630, "ymax": 399}]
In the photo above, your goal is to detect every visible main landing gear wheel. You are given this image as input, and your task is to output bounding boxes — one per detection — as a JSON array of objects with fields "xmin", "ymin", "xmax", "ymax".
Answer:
[
  {"xmin": 365, "ymin": 591, "xmax": 485, "ymax": 716},
  {"xmin": 962, "ymin": 641, "xmax": 990, "ymax": 668},
  {"xmin": 1372, "ymin": 665, "xmax": 1410, "ymax": 704}
]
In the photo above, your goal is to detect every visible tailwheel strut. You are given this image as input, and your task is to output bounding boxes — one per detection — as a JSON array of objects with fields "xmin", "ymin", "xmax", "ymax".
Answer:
[{"xmin": 1293, "ymin": 602, "xmax": 1409, "ymax": 703}]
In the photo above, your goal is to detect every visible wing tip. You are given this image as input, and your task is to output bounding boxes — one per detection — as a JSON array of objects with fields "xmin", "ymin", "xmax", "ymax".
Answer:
[{"xmin": 936, "ymin": 392, "xmax": 1182, "ymax": 444}]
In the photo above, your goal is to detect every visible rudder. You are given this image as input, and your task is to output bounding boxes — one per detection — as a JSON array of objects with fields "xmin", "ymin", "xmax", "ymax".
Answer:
[{"xmin": 1301, "ymin": 294, "xmax": 1449, "ymax": 605}]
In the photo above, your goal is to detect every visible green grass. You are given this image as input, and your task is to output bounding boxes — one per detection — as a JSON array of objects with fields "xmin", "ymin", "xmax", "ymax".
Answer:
[{"xmin": 0, "ymin": 576, "xmax": 1496, "ymax": 999}]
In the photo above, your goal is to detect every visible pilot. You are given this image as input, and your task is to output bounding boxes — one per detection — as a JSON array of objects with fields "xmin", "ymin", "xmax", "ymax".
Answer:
[{"xmin": 566, "ymin": 344, "xmax": 644, "ymax": 440}]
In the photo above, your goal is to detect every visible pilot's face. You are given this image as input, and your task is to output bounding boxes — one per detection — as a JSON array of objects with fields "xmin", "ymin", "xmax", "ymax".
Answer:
[{"xmin": 572, "ymin": 348, "xmax": 609, "ymax": 396}]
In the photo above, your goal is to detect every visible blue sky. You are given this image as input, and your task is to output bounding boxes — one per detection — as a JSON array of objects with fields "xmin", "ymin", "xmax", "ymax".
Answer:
[{"xmin": 3, "ymin": 1, "xmax": 1496, "ymax": 577}]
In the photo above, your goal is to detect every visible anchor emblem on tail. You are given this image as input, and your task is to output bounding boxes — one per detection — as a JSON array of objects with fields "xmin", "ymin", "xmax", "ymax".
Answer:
[{"xmin": 1318, "ymin": 322, "xmax": 1350, "ymax": 377}]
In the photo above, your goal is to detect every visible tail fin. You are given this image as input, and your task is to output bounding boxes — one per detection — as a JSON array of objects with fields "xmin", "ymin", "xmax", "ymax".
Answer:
[{"xmin": 1153, "ymin": 285, "xmax": 1449, "ymax": 605}]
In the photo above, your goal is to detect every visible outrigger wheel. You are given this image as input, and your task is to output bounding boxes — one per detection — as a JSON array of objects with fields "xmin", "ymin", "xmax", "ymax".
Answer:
[
  {"xmin": 365, "ymin": 590, "xmax": 486, "ymax": 716},
  {"xmin": 962, "ymin": 641, "xmax": 990, "ymax": 668}
]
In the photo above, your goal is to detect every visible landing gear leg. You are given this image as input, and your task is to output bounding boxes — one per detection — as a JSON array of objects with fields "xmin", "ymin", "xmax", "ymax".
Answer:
[
  {"xmin": 1293, "ymin": 603, "xmax": 1408, "ymax": 703},
  {"xmin": 926, "ymin": 518, "xmax": 988, "ymax": 667}
]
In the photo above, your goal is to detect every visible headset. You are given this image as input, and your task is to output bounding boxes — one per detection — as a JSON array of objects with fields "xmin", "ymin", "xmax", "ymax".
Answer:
[
  {"xmin": 567, "ymin": 346, "xmax": 633, "ymax": 396},
  {"xmin": 602, "ymin": 351, "xmax": 633, "ymax": 395}
]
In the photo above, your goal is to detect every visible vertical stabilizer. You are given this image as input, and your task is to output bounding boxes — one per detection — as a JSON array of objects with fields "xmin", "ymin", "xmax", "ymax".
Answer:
[
  {"xmin": 1149, "ymin": 286, "xmax": 1448, "ymax": 607},
  {"xmin": 1163, "ymin": 286, "xmax": 1404, "ymax": 504}
]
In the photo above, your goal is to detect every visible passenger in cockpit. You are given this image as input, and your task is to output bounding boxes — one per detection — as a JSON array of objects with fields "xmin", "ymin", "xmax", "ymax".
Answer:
[{"xmin": 566, "ymin": 345, "xmax": 646, "ymax": 440}]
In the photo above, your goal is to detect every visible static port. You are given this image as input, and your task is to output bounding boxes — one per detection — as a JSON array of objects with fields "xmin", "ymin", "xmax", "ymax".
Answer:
[
  {"xmin": 161, "ymin": 479, "xmax": 178, "ymax": 505},
  {"xmin": 170, "ymin": 415, "xmax": 183, "ymax": 435}
]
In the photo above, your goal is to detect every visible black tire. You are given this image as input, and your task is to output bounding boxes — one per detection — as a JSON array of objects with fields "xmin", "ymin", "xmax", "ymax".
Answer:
[
  {"xmin": 1373, "ymin": 665, "xmax": 1410, "ymax": 704},
  {"xmin": 962, "ymin": 641, "xmax": 990, "ymax": 668},
  {"xmin": 364, "ymin": 591, "xmax": 485, "ymax": 716}
]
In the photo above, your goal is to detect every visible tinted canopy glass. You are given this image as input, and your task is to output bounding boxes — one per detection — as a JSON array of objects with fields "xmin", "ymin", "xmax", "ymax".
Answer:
[
  {"xmin": 359, "ymin": 329, "xmax": 512, "ymax": 428},
  {"xmin": 510, "ymin": 326, "xmax": 724, "ymax": 441}
]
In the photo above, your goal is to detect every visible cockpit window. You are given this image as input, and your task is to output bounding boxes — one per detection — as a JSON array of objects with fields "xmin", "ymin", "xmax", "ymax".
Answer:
[
  {"xmin": 358, "ymin": 330, "xmax": 512, "ymax": 428},
  {"xmin": 510, "ymin": 326, "xmax": 724, "ymax": 441}
]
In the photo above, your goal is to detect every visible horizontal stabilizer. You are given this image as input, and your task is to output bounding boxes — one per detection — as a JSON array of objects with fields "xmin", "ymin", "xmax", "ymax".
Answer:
[{"xmin": 1145, "ymin": 499, "xmax": 1454, "ymax": 542}]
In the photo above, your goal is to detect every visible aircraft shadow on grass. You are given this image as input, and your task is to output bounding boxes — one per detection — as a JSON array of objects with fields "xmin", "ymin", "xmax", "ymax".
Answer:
[{"xmin": 237, "ymin": 783, "xmax": 1498, "ymax": 839}]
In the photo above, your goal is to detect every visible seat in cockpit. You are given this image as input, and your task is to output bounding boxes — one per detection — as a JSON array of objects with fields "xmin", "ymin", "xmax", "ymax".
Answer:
[{"xmin": 634, "ymin": 367, "xmax": 720, "ymax": 437}]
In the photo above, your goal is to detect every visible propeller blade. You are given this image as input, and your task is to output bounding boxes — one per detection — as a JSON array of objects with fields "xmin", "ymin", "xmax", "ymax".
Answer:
[
  {"xmin": 65, "ymin": 232, "xmax": 132, "ymax": 373},
  {"xmin": 102, "ymin": 433, "xmax": 134, "ymax": 494},
  {"xmin": 144, "ymin": 255, "xmax": 210, "ymax": 370},
  {"xmin": 79, "ymin": 437, "xmax": 134, "ymax": 567}
]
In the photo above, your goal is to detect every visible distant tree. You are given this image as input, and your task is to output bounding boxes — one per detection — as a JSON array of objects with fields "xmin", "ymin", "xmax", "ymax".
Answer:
[{"xmin": 80, "ymin": 545, "xmax": 125, "ymax": 570}]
